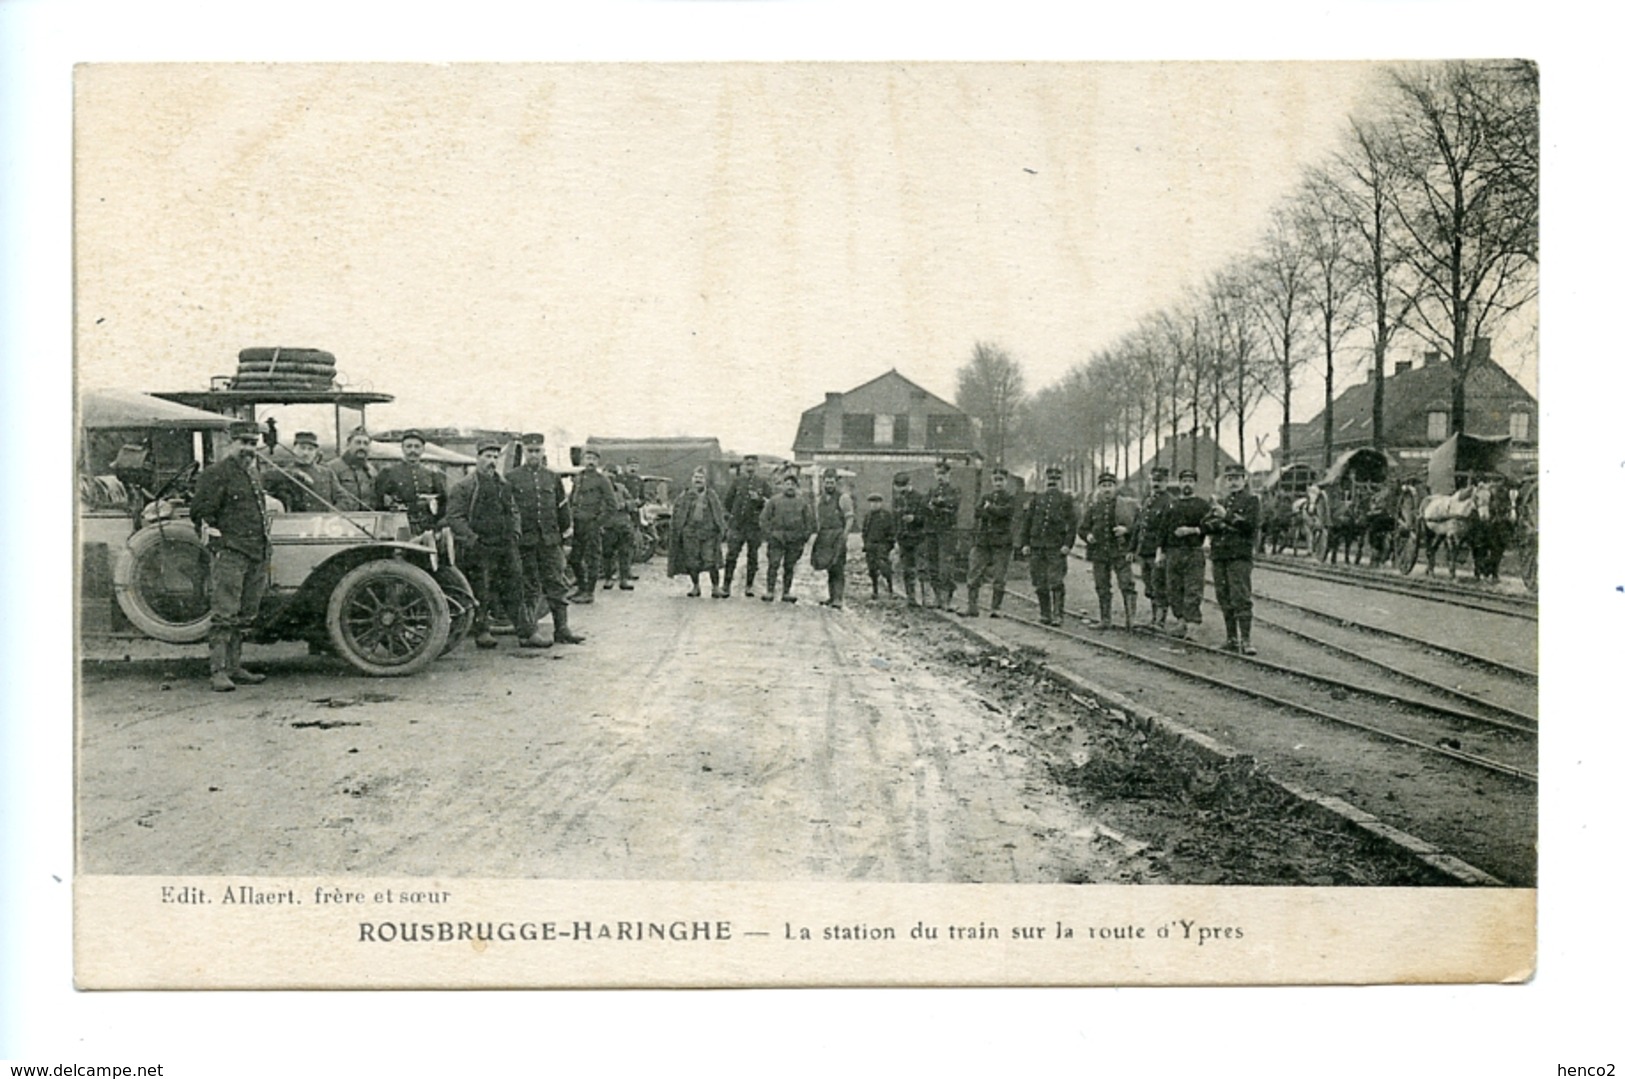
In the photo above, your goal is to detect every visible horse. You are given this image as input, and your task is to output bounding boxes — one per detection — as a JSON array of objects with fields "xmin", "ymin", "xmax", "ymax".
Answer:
[
  {"xmin": 1420, "ymin": 485, "xmax": 1481, "ymax": 579},
  {"xmin": 1261, "ymin": 489, "xmax": 1306, "ymax": 554},
  {"xmin": 1468, "ymin": 478, "xmax": 1515, "ymax": 583},
  {"xmin": 1362, "ymin": 479, "xmax": 1402, "ymax": 567},
  {"xmin": 1325, "ymin": 486, "xmax": 1371, "ymax": 565}
]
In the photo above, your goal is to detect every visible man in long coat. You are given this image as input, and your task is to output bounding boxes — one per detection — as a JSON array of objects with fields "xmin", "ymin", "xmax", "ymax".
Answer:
[
  {"xmin": 1018, "ymin": 465, "xmax": 1079, "ymax": 626},
  {"xmin": 667, "ymin": 467, "xmax": 728, "ymax": 596},
  {"xmin": 963, "ymin": 466, "xmax": 1016, "ymax": 618},
  {"xmin": 920, "ymin": 459, "xmax": 962, "ymax": 609},
  {"xmin": 510, "ymin": 432, "xmax": 584, "ymax": 644},
  {"xmin": 810, "ymin": 468, "xmax": 856, "ymax": 609},
  {"xmin": 758, "ymin": 472, "xmax": 815, "ymax": 603},
  {"xmin": 447, "ymin": 440, "xmax": 551, "ymax": 649},
  {"xmin": 192, "ymin": 420, "xmax": 274, "ymax": 691},
  {"xmin": 1079, "ymin": 471, "xmax": 1140, "ymax": 630},
  {"xmin": 1161, "ymin": 467, "xmax": 1212, "ymax": 640},
  {"xmin": 568, "ymin": 448, "xmax": 617, "ymax": 602},
  {"xmin": 721, "ymin": 453, "xmax": 775, "ymax": 597}
]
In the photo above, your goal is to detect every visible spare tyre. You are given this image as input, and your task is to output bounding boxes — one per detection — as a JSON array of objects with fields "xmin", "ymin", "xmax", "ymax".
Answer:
[
  {"xmin": 235, "ymin": 362, "xmax": 337, "ymax": 377},
  {"xmin": 238, "ymin": 347, "xmax": 336, "ymax": 365},
  {"xmin": 113, "ymin": 521, "xmax": 214, "ymax": 643}
]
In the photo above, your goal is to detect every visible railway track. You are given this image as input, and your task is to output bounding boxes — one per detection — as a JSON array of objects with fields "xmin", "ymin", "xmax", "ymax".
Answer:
[{"xmin": 1256, "ymin": 553, "xmax": 1537, "ymax": 621}]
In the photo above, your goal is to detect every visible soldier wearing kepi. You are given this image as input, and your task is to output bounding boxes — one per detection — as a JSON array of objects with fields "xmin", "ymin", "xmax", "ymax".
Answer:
[
  {"xmin": 1019, "ymin": 465, "xmax": 1079, "ymax": 626},
  {"xmin": 447, "ymin": 439, "xmax": 552, "ymax": 650},
  {"xmin": 1134, "ymin": 466, "xmax": 1175, "ymax": 631},
  {"xmin": 891, "ymin": 471, "xmax": 930, "ymax": 607},
  {"xmin": 1161, "ymin": 467, "xmax": 1212, "ymax": 640},
  {"xmin": 1079, "ymin": 471, "xmax": 1140, "ymax": 631},
  {"xmin": 509, "ymin": 432, "xmax": 585, "ymax": 645},
  {"xmin": 191, "ymin": 420, "xmax": 273, "ymax": 692},
  {"xmin": 920, "ymin": 458, "xmax": 962, "ymax": 609},
  {"xmin": 263, "ymin": 430, "xmax": 341, "ymax": 513},
  {"xmin": 1207, "ymin": 463, "xmax": 1262, "ymax": 654},
  {"xmin": 860, "ymin": 493, "xmax": 896, "ymax": 597},
  {"xmin": 758, "ymin": 471, "xmax": 815, "ymax": 603},
  {"xmin": 376, "ymin": 429, "xmax": 449, "ymax": 536},
  {"xmin": 567, "ymin": 448, "xmax": 617, "ymax": 603},
  {"xmin": 721, "ymin": 453, "xmax": 775, "ymax": 597},
  {"xmin": 962, "ymin": 467, "xmax": 1016, "ymax": 618},
  {"xmin": 811, "ymin": 468, "xmax": 856, "ymax": 609},
  {"xmin": 329, "ymin": 427, "xmax": 380, "ymax": 511}
]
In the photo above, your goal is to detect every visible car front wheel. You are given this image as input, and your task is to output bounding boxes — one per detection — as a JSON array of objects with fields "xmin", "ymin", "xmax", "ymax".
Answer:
[{"xmin": 325, "ymin": 560, "xmax": 451, "ymax": 676}]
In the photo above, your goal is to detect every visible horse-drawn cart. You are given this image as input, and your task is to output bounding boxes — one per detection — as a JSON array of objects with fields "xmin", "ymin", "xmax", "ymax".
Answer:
[
  {"xmin": 1257, "ymin": 462, "xmax": 1317, "ymax": 555},
  {"xmin": 1306, "ymin": 447, "xmax": 1397, "ymax": 564},
  {"xmin": 1395, "ymin": 432, "xmax": 1516, "ymax": 580}
]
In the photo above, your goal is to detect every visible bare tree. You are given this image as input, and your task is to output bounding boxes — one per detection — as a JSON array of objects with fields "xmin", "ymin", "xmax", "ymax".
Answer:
[
  {"xmin": 1251, "ymin": 207, "xmax": 1315, "ymax": 464},
  {"xmin": 1295, "ymin": 170, "xmax": 1364, "ymax": 468},
  {"xmin": 1383, "ymin": 60, "xmax": 1539, "ymax": 434},
  {"xmin": 1205, "ymin": 268, "xmax": 1269, "ymax": 474},
  {"xmin": 955, "ymin": 341, "xmax": 1027, "ymax": 467}
]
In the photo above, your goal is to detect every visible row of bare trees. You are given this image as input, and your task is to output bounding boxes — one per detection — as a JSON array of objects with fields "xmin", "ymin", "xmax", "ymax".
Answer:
[{"xmin": 954, "ymin": 61, "xmax": 1537, "ymax": 488}]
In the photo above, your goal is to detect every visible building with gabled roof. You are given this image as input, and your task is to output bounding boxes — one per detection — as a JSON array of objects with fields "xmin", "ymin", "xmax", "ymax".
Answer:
[{"xmin": 1277, "ymin": 343, "xmax": 1537, "ymax": 475}]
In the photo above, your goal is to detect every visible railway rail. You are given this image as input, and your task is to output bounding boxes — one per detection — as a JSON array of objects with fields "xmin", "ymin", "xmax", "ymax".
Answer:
[{"xmin": 1255, "ymin": 553, "xmax": 1537, "ymax": 622}]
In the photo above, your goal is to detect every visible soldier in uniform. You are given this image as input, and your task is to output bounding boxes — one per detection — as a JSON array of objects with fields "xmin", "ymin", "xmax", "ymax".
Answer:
[
  {"xmin": 620, "ymin": 458, "xmax": 644, "ymax": 581},
  {"xmin": 891, "ymin": 472, "xmax": 929, "ymax": 607},
  {"xmin": 509, "ymin": 432, "xmax": 585, "ymax": 645},
  {"xmin": 1079, "ymin": 471, "xmax": 1140, "ymax": 630},
  {"xmin": 567, "ymin": 448, "xmax": 617, "ymax": 603},
  {"xmin": 263, "ymin": 430, "xmax": 342, "ymax": 513},
  {"xmin": 1018, "ymin": 465, "xmax": 1078, "ymax": 625},
  {"xmin": 758, "ymin": 472, "xmax": 815, "ymax": 603},
  {"xmin": 1207, "ymin": 463, "xmax": 1261, "ymax": 654},
  {"xmin": 599, "ymin": 466, "xmax": 636, "ymax": 591},
  {"xmin": 962, "ymin": 467, "xmax": 1016, "ymax": 618},
  {"xmin": 328, "ymin": 427, "xmax": 380, "ymax": 511},
  {"xmin": 920, "ymin": 458, "xmax": 962, "ymax": 609},
  {"xmin": 1134, "ymin": 466, "xmax": 1174, "ymax": 630},
  {"xmin": 860, "ymin": 493, "xmax": 896, "ymax": 597},
  {"xmin": 811, "ymin": 468, "xmax": 856, "ymax": 609},
  {"xmin": 191, "ymin": 420, "xmax": 273, "ymax": 691},
  {"xmin": 447, "ymin": 439, "xmax": 552, "ymax": 650},
  {"xmin": 376, "ymin": 429, "xmax": 449, "ymax": 535},
  {"xmin": 721, "ymin": 453, "xmax": 775, "ymax": 597},
  {"xmin": 668, "ymin": 467, "xmax": 729, "ymax": 597},
  {"xmin": 1162, "ymin": 467, "xmax": 1212, "ymax": 640}
]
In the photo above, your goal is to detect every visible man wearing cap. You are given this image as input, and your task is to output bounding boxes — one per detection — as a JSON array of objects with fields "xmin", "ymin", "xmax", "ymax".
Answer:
[
  {"xmin": 329, "ymin": 427, "xmax": 381, "ymax": 512},
  {"xmin": 1207, "ymin": 464, "xmax": 1261, "ymax": 654},
  {"xmin": 620, "ymin": 458, "xmax": 644, "ymax": 581},
  {"xmin": 758, "ymin": 471, "xmax": 815, "ymax": 603},
  {"xmin": 963, "ymin": 467, "xmax": 1017, "ymax": 617},
  {"xmin": 891, "ymin": 471, "xmax": 930, "ymax": 607},
  {"xmin": 510, "ymin": 433, "xmax": 585, "ymax": 645},
  {"xmin": 376, "ymin": 429, "xmax": 449, "ymax": 535},
  {"xmin": 447, "ymin": 440, "xmax": 552, "ymax": 649},
  {"xmin": 919, "ymin": 459, "xmax": 962, "ymax": 609},
  {"xmin": 860, "ymin": 493, "xmax": 896, "ymax": 597},
  {"xmin": 191, "ymin": 420, "xmax": 273, "ymax": 691},
  {"xmin": 1019, "ymin": 465, "xmax": 1078, "ymax": 625},
  {"xmin": 668, "ymin": 467, "xmax": 729, "ymax": 596},
  {"xmin": 721, "ymin": 453, "xmax": 775, "ymax": 597},
  {"xmin": 1133, "ymin": 467, "xmax": 1175, "ymax": 630},
  {"xmin": 811, "ymin": 469, "xmax": 856, "ymax": 609},
  {"xmin": 599, "ymin": 465, "xmax": 636, "ymax": 591},
  {"xmin": 567, "ymin": 448, "xmax": 617, "ymax": 602},
  {"xmin": 1161, "ymin": 467, "xmax": 1212, "ymax": 640},
  {"xmin": 263, "ymin": 430, "xmax": 341, "ymax": 513},
  {"xmin": 1079, "ymin": 471, "xmax": 1140, "ymax": 630}
]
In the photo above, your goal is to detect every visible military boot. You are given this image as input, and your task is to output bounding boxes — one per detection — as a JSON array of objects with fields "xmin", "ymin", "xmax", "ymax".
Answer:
[
  {"xmin": 226, "ymin": 634, "xmax": 265, "ymax": 684},
  {"xmin": 962, "ymin": 587, "xmax": 980, "ymax": 617},
  {"xmin": 209, "ymin": 634, "xmax": 236, "ymax": 692},
  {"xmin": 1123, "ymin": 593, "xmax": 1138, "ymax": 632},
  {"xmin": 883, "ymin": 573, "xmax": 894, "ymax": 596},
  {"xmin": 989, "ymin": 584, "xmax": 1004, "ymax": 618},
  {"xmin": 1094, "ymin": 593, "xmax": 1113, "ymax": 630},
  {"xmin": 721, "ymin": 567, "xmax": 734, "ymax": 598},
  {"xmin": 905, "ymin": 579, "xmax": 919, "ymax": 608},
  {"xmin": 870, "ymin": 574, "xmax": 880, "ymax": 598},
  {"xmin": 1053, "ymin": 585, "xmax": 1066, "ymax": 625},
  {"xmin": 552, "ymin": 602, "xmax": 586, "ymax": 644},
  {"xmin": 1037, "ymin": 588, "xmax": 1053, "ymax": 625},
  {"xmin": 781, "ymin": 567, "xmax": 797, "ymax": 603},
  {"xmin": 1239, "ymin": 614, "xmax": 1257, "ymax": 656},
  {"xmin": 1222, "ymin": 612, "xmax": 1240, "ymax": 652}
]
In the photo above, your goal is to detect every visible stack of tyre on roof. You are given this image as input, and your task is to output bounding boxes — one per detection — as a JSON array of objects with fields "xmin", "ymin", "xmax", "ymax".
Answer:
[{"xmin": 229, "ymin": 347, "xmax": 338, "ymax": 391}]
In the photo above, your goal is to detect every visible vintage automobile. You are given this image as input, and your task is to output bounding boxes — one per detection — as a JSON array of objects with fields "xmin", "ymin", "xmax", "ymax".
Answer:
[{"xmin": 80, "ymin": 385, "xmax": 475, "ymax": 677}]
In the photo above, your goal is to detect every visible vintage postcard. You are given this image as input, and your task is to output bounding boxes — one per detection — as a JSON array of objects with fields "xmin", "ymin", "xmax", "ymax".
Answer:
[{"xmin": 72, "ymin": 60, "xmax": 1537, "ymax": 989}]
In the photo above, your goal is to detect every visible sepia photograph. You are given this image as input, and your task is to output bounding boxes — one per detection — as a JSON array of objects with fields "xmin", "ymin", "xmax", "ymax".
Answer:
[{"xmin": 68, "ymin": 59, "xmax": 1537, "ymax": 989}]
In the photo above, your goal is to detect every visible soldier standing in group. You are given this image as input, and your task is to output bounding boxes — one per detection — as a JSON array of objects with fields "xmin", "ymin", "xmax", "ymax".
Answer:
[
  {"xmin": 263, "ymin": 430, "xmax": 341, "ymax": 513},
  {"xmin": 860, "ymin": 493, "xmax": 896, "ymax": 597},
  {"xmin": 1207, "ymin": 463, "xmax": 1261, "ymax": 654},
  {"xmin": 191, "ymin": 420, "xmax": 272, "ymax": 692},
  {"xmin": 920, "ymin": 459, "xmax": 962, "ymax": 609},
  {"xmin": 1162, "ymin": 467, "xmax": 1212, "ymax": 640},
  {"xmin": 620, "ymin": 458, "xmax": 644, "ymax": 581},
  {"xmin": 1079, "ymin": 471, "xmax": 1140, "ymax": 630},
  {"xmin": 509, "ymin": 432, "xmax": 585, "ymax": 645},
  {"xmin": 668, "ymin": 467, "xmax": 729, "ymax": 597},
  {"xmin": 962, "ymin": 467, "xmax": 1016, "ymax": 618},
  {"xmin": 891, "ymin": 471, "xmax": 929, "ymax": 607},
  {"xmin": 567, "ymin": 448, "xmax": 617, "ymax": 603},
  {"xmin": 328, "ymin": 427, "xmax": 380, "ymax": 511},
  {"xmin": 1134, "ymin": 466, "xmax": 1174, "ymax": 631},
  {"xmin": 721, "ymin": 453, "xmax": 775, "ymax": 597},
  {"xmin": 758, "ymin": 472, "xmax": 815, "ymax": 603},
  {"xmin": 811, "ymin": 468, "xmax": 856, "ymax": 609},
  {"xmin": 599, "ymin": 466, "xmax": 636, "ymax": 591},
  {"xmin": 376, "ymin": 429, "xmax": 449, "ymax": 535},
  {"xmin": 447, "ymin": 439, "xmax": 553, "ymax": 650},
  {"xmin": 1019, "ymin": 465, "xmax": 1078, "ymax": 625}
]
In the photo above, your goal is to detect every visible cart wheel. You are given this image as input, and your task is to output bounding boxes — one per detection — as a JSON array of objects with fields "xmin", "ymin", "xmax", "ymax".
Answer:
[
  {"xmin": 1396, "ymin": 531, "xmax": 1420, "ymax": 575},
  {"xmin": 325, "ymin": 560, "xmax": 450, "ymax": 676},
  {"xmin": 434, "ymin": 565, "xmax": 476, "ymax": 656},
  {"xmin": 1311, "ymin": 527, "xmax": 1329, "ymax": 562}
]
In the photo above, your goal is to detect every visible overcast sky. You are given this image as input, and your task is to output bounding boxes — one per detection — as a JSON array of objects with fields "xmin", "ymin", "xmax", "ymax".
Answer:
[{"xmin": 76, "ymin": 61, "xmax": 1533, "ymax": 463}]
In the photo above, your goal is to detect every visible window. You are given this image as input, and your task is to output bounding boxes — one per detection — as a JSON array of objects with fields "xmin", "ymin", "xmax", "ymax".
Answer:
[
  {"xmin": 926, "ymin": 413, "xmax": 970, "ymax": 450},
  {"xmin": 892, "ymin": 414, "xmax": 910, "ymax": 446},
  {"xmin": 874, "ymin": 413, "xmax": 894, "ymax": 446},
  {"xmin": 1510, "ymin": 412, "xmax": 1530, "ymax": 441},
  {"xmin": 1427, "ymin": 411, "xmax": 1448, "ymax": 443},
  {"xmin": 842, "ymin": 413, "xmax": 875, "ymax": 448}
]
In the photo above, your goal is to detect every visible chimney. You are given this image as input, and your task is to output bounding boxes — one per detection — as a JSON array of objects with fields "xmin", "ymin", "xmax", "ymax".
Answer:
[
  {"xmin": 823, "ymin": 392, "xmax": 843, "ymax": 451},
  {"xmin": 1393, "ymin": 360, "xmax": 1413, "ymax": 375},
  {"xmin": 1423, "ymin": 351, "xmax": 1440, "ymax": 367}
]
